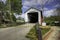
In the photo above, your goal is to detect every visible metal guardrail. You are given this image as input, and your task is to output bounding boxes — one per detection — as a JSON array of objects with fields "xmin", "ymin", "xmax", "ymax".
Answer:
[{"xmin": 35, "ymin": 23, "xmax": 42, "ymax": 40}]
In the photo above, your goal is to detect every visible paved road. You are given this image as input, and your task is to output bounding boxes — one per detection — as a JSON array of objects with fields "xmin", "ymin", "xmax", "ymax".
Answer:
[
  {"xmin": 0, "ymin": 23, "xmax": 35, "ymax": 40},
  {"xmin": 47, "ymin": 26, "xmax": 60, "ymax": 40},
  {"xmin": 57, "ymin": 31, "xmax": 60, "ymax": 40}
]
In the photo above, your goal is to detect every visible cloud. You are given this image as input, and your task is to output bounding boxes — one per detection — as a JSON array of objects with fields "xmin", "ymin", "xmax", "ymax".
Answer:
[
  {"xmin": 23, "ymin": 0, "xmax": 37, "ymax": 7},
  {"xmin": 37, "ymin": 0, "xmax": 49, "ymax": 5},
  {"xmin": 22, "ymin": 0, "xmax": 50, "ymax": 10},
  {"xmin": 47, "ymin": 0, "xmax": 54, "ymax": 4},
  {"xmin": 2, "ymin": 0, "xmax": 6, "ymax": 3},
  {"xmin": 40, "ymin": 7, "xmax": 49, "ymax": 11},
  {"xmin": 54, "ymin": 4, "xmax": 60, "ymax": 8},
  {"xmin": 22, "ymin": 0, "xmax": 55, "ymax": 9},
  {"xmin": 44, "ymin": 9, "xmax": 56, "ymax": 17},
  {"xmin": 23, "ymin": 6, "xmax": 29, "ymax": 9},
  {"xmin": 22, "ymin": 0, "xmax": 59, "ymax": 14}
]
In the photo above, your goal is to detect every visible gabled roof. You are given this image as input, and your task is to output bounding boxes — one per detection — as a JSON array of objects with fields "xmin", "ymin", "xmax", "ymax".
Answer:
[{"xmin": 24, "ymin": 7, "xmax": 41, "ymax": 13}]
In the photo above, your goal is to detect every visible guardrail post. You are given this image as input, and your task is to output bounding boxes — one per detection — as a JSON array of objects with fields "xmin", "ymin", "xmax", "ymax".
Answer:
[{"xmin": 35, "ymin": 23, "xmax": 42, "ymax": 40}]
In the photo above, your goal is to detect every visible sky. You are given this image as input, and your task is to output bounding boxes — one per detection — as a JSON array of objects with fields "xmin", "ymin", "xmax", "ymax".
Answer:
[
  {"xmin": 0, "ymin": 0, "xmax": 60, "ymax": 17},
  {"xmin": 22, "ymin": 0, "xmax": 60, "ymax": 17},
  {"xmin": 0, "ymin": 0, "xmax": 6, "ymax": 3},
  {"xmin": 22, "ymin": 0, "xmax": 60, "ymax": 13}
]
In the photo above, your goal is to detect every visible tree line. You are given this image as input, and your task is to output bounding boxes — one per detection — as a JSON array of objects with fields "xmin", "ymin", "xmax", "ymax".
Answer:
[{"xmin": 0, "ymin": 0, "xmax": 22, "ymax": 24}]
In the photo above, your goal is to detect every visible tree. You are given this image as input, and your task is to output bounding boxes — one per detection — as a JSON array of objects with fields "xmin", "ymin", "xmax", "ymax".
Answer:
[
  {"xmin": 44, "ymin": 16, "xmax": 60, "ymax": 25},
  {"xmin": 11, "ymin": 0, "xmax": 22, "ymax": 14},
  {"xmin": 6, "ymin": 0, "xmax": 22, "ymax": 14},
  {"xmin": 0, "ymin": 1, "xmax": 5, "ymax": 24},
  {"xmin": 56, "ymin": 8, "xmax": 60, "ymax": 16},
  {"xmin": 5, "ymin": 0, "xmax": 22, "ymax": 22}
]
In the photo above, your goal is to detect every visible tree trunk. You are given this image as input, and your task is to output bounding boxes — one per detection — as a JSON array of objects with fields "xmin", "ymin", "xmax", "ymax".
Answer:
[{"xmin": 0, "ymin": 12, "xmax": 3, "ymax": 24}]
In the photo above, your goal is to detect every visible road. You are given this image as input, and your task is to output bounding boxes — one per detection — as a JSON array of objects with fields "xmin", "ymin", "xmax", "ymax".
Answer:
[
  {"xmin": 47, "ymin": 26, "xmax": 60, "ymax": 40},
  {"xmin": 0, "ymin": 23, "xmax": 35, "ymax": 40}
]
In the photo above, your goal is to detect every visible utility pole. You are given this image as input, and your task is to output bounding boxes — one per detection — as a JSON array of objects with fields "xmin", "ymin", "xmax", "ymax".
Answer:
[
  {"xmin": 36, "ymin": 22, "xmax": 42, "ymax": 40},
  {"xmin": 34, "ymin": 0, "xmax": 42, "ymax": 40},
  {"xmin": 35, "ymin": 0, "xmax": 50, "ymax": 40},
  {"xmin": 40, "ymin": 0, "xmax": 50, "ymax": 23}
]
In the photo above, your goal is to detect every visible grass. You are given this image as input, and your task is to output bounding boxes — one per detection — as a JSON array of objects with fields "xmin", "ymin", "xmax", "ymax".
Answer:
[
  {"xmin": 26, "ymin": 25, "xmax": 50, "ymax": 40},
  {"xmin": 0, "ymin": 22, "xmax": 25, "ymax": 28},
  {"xmin": 41, "ymin": 28, "xmax": 50, "ymax": 35}
]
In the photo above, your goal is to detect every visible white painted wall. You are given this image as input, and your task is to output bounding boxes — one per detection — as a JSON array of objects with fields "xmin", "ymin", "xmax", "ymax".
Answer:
[{"xmin": 25, "ymin": 8, "xmax": 41, "ymax": 25}]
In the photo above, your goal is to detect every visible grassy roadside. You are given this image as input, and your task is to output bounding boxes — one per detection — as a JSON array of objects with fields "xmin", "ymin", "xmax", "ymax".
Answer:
[
  {"xmin": 26, "ymin": 25, "xmax": 50, "ymax": 40},
  {"xmin": 0, "ymin": 22, "xmax": 25, "ymax": 28}
]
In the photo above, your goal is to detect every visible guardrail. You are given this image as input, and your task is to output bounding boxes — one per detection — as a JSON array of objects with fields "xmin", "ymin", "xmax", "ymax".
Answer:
[{"xmin": 35, "ymin": 23, "xmax": 42, "ymax": 40}]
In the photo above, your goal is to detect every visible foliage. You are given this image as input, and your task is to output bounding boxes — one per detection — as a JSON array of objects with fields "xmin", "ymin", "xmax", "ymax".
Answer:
[
  {"xmin": 26, "ymin": 25, "xmax": 50, "ymax": 40},
  {"xmin": 26, "ymin": 25, "xmax": 38, "ymax": 40},
  {"xmin": 44, "ymin": 8, "xmax": 60, "ymax": 25},
  {"xmin": 5, "ymin": 12, "xmax": 10, "ymax": 19},
  {"xmin": 0, "ymin": 1, "xmax": 5, "ymax": 11},
  {"xmin": 55, "ymin": 8, "xmax": 60, "ymax": 16},
  {"xmin": 6, "ymin": 0, "xmax": 22, "ymax": 14},
  {"xmin": 2, "ymin": 0, "xmax": 22, "ymax": 23},
  {"xmin": 11, "ymin": 14, "xmax": 16, "ymax": 22},
  {"xmin": 44, "ymin": 16, "xmax": 60, "ymax": 25},
  {"xmin": 0, "ymin": 0, "xmax": 22, "ymax": 24},
  {"xmin": 41, "ymin": 28, "xmax": 50, "ymax": 35},
  {"xmin": 0, "ymin": 1, "xmax": 5, "ymax": 24},
  {"xmin": 0, "ymin": 22, "xmax": 25, "ymax": 28}
]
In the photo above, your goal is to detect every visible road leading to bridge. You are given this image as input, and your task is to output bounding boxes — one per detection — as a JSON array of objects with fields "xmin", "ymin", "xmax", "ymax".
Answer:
[{"xmin": 0, "ymin": 23, "xmax": 35, "ymax": 40}]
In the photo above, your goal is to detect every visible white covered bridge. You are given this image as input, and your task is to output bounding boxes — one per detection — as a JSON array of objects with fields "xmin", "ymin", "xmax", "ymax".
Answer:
[{"xmin": 24, "ymin": 7, "xmax": 43, "ymax": 25}]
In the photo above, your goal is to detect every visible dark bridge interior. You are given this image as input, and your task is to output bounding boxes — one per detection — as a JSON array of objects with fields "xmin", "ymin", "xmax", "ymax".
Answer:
[{"xmin": 28, "ymin": 12, "xmax": 38, "ymax": 23}]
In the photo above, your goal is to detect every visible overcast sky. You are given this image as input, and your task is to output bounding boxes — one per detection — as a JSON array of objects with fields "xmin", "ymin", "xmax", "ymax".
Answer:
[
  {"xmin": 22, "ymin": 0, "xmax": 60, "ymax": 17},
  {"xmin": 0, "ymin": 0, "xmax": 6, "ymax": 3},
  {"xmin": 22, "ymin": 0, "xmax": 60, "ymax": 12}
]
